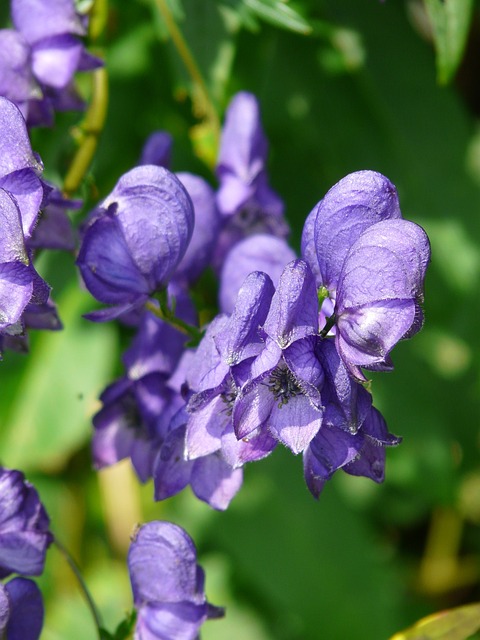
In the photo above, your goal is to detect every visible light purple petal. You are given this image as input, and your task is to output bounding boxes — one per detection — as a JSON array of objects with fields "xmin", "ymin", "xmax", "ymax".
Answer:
[
  {"xmin": 0, "ymin": 169, "xmax": 43, "ymax": 239},
  {"xmin": 221, "ymin": 422, "xmax": 277, "ymax": 468},
  {"xmin": 100, "ymin": 166, "xmax": 194, "ymax": 288},
  {"xmin": 191, "ymin": 453, "xmax": 243, "ymax": 510},
  {"xmin": 269, "ymin": 395, "xmax": 323, "ymax": 454},
  {"xmin": 263, "ymin": 259, "xmax": 318, "ymax": 347},
  {"xmin": 0, "ymin": 189, "xmax": 28, "ymax": 263},
  {"xmin": 0, "ymin": 30, "xmax": 40, "ymax": 104},
  {"xmin": 0, "ymin": 584, "xmax": 9, "ymax": 634},
  {"xmin": 185, "ymin": 395, "xmax": 228, "ymax": 460},
  {"xmin": 233, "ymin": 379, "xmax": 275, "ymax": 439},
  {"xmin": 31, "ymin": 35, "xmax": 83, "ymax": 88},
  {"xmin": 283, "ymin": 336, "xmax": 324, "ymax": 404},
  {"xmin": 174, "ymin": 172, "xmax": 221, "ymax": 283},
  {"xmin": 312, "ymin": 170, "xmax": 402, "ymax": 291},
  {"xmin": 219, "ymin": 234, "xmax": 294, "ymax": 314},
  {"xmin": 0, "ymin": 97, "xmax": 42, "ymax": 177},
  {"xmin": 128, "ymin": 521, "xmax": 203, "ymax": 605},
  {"xmin": 12, "ymin": 0, "xmax": 86, "ymax": 43},
  {"xmin": 135, "ymin": 601, "xmax": 209, "ymax": 640},
  {"xmin": 215, "ymin": 270, "xmax": 274, "ymax": 365},
  {"xmin": 0, "ymin": 262, "xmax": 34, "ymax": 330}
]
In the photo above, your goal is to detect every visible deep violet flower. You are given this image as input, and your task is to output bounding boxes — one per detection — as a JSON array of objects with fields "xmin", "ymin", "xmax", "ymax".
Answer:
[
  {"xmin": 0, "ymin": 577, "xmax": 44, "ymax": 640},
  {"xmin": 0, "ymin": 467, "xmax": 52, "ymax": 578},
  {"xmin": 77, "ymin": 165, "xmax": 194, "ymax": 322},
  {"xmin": 0, "ymin": 0, "xmax": 102, "ymax": 126},
  {"xmin": 128, "ymin": 521, "xmax": 224, "ymax": 640},
  {"xmin": 139, "ymin": 131, "xmax": 173, "ymax": 168}
]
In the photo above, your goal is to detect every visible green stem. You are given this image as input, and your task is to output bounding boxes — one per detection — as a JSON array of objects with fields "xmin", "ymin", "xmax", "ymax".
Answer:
[
  {"xmin": 53, "ymin": 537, "xmax": 104, "ymax": 638},
  {"xmin": 152, "ymin": 0, "xmax": 220, "ymax": 140},
  {"xmin": 63, "ymin": 66, "xmax": 109, "ymax": 197},
  {"xmin": 145, "ymin": 297, "xmax": 204, "ymax": 343},
  {"xmin": 319, "ymin": 313, "xmax": 336, "ymax": 338}
]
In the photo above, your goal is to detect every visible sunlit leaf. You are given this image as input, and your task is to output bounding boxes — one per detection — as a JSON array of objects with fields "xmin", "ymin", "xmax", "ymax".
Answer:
[
  {"xmin": 389, "ymin": 602, "xmax": 480, "ymax": 640},
  {"xmin": 242, "ymin": 0, "xmax": 312, "ymax": 35},
  {"xmin": 424, "ymin": 0, "xmax": 474, "ymax": 84},
  {"xmin": 0, "ymin": 285, "xmax": 117, "ymax": 471}
]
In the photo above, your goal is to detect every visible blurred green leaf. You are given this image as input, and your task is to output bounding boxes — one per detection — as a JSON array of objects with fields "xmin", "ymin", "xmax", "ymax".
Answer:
[
  {"xmin": 390, "ymin": 602, "xmax": 480, "ymax": 639},
  {"xmin": 424, "ymin": 0, "xmax": 474, "ymax": 84},
  {"xmin": 0, "ymin": 285, "xmax": 117, "ymax": 471},
  {"xmin": 242, "ymin": 0, "xmax": 312, "ymax": 35}
]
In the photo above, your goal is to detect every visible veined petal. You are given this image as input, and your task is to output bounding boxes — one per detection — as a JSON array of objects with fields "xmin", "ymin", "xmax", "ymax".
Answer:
[
  {"xmin": 0, "ymin": 97, "xmax": 42, "ymax": 177},
  {"xmin": 312, "ymin": 170, "xmax": 401, "ymax": 291},
  {"xmin": 269, "ymin": 395, "xmax": 323, "ymax": 454},
  {"xmin": 0, "ymin": 262, "xmax": 33, "ymax": 330},
  {"xmin": 4, "ymin": 577, "xmax": 44, "ymax": 640},
  {"xmin": 191, "ymin": 453, "xmax": 243, "ymax": 511}
]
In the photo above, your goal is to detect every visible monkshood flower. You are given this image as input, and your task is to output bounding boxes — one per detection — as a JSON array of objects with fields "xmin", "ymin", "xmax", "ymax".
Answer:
[
  {"xmin": 213, "ymin": 91, "xmax": 289, "ymax": 268},
  {"xmin": 184, "ymin": 271, "xmax": 278, "ymax": 470},
  {"xmin": 0, "ymin": 577, "xmax": 44, "ymax": 640},
  {"xmin": 92, "ymin": 292, "xmax": 194, "ymax": 482},
  {"xmin": 232, "ymin": 260, "xmax": 324, "ymax": 454},
  {"xmin": 139, "ymin": 131, "xmax": 173, "ymax": 168},
  {"xmin": 128, "ymin": 521, "xmax": 224, "ymax": 640},
  {"xmin": 0, "ymin": 467, "xmax": 52, "ymax": 578},
  {"xmin": 0, "ymin": 0, "xmax": 102, "ymax": 127},
  {"xmin": 302, "ymin": 170, "xmax": 430, "ymax": 379},
  {"xmin": 77, "ymin": 165, "xmax": 194, "ymax": 322}
]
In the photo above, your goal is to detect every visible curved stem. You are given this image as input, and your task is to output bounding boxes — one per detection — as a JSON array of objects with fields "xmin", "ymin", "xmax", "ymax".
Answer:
[
  {"xmin": 63, "ymin": 66, "xmax": 109, "ymax": 197},
  {"xmin": 153, "ymin": 0, "xmax": 220, "ymax": 140},
  {"xmin": 145, "ymin": 298, "xmax": 204, "ymax": 344},
  {"xmin": 53, "ymin": 537, "xmax": 104, "ymax": 638}
]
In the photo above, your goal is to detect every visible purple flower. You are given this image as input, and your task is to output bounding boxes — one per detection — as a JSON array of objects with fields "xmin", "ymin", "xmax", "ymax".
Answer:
[
  {"xmin": 213, "ymin": 91, "xmax": 289, "ymax": 268},
  {"xmin": 0, "ymin": 0, "xmax": 102, "ymax": 126},
  {"xmin": 0, "ymin": 577, "xmax": 44, "ymax": 640},
  {"xmin": 128, "ymin": 521, "xmax": 224, "ymax": 640},
  {"xmin": 334, "ymin": 218, "xmax": 430, "ymax": 379},
  {"xmin": 303, "ymin": 406, "xmax": 401, "ymax": 498},
  {"xmin": 77, "ymin": 165, "xmax": 194, "ymax": 322},
  {"xmin": 0, "ymin": 467, "xmax": 52, "ymax": 578}
]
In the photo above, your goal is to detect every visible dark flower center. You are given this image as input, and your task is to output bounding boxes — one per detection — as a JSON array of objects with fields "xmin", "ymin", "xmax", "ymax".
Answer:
[
  {"xmin": 267, "ymin": 366, "xmax": 302, "ymax": 407},
  {"xmin": 220, "ymin": 377, "xmax": 238, "ymax": 416}
]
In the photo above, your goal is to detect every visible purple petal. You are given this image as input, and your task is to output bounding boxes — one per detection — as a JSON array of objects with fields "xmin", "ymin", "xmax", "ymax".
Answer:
[
  {"xmin": 0, "ymin": 262, "xmax": 34, "ymax": 330},
  {"xmin": 283, "ymin": 336, "xmax": 324, "ymax": 403},
  {"xmin": 128, "ymin": 521, "xmax": 203, "ymax": 605},
  {"xmin": 215, "ymin": 270, "xmax": 275, "ymax": 365},
  {"xmin": 135, "ymin": 601, "xmax": 209, "ymax": 640},
  {"xmin": 263, "ymin": 259, "xmax": 318, "ymax": 347},
  {"xmin": 0, "ymin": 30, "xmax": 40, "ymax": 104},
  {"xmin": 269, "ymin": 395, "xmax": 323, "ymax": 454},
  {"xmin": 31, "ymin": 35, "xmax": 83, "ymax": 88},
  {"xmin": 191, "ymin": 453, "xmax": 243, "ymax": 510},
  {"xmin": 139, "ymin": 131, "xmax": 173, "ymax": 168},
  {"xmin": 233, "ymin": 380, "xmax": 275, "ymax": 439},
  {"xmin": 311, "ymin": 170, "xmax": 402, "ymax": 291},
  {"xmin": 153, "ymin": 425, "xmax": 193, "ymax": 501},
  {"xmin": 0, "ymin": 97, "xmax": 42, "ymax": 177},
  {"xmin": 0, "ymin": 169, "xmax": 43, "ymax": 239},
  {"xmin": 221, "ymin": 422, "xmax": 277, "ymax": 468},
  {"xmin": 361, "ymin": 406, "xmax": 401, "ymax": 446},
  {"xmin": 77, "ymin": 212, "xmax": 151, "ymax": 305},
  {"xmin": 0, "ymin": 584, "xmax": 9, "ymax": 634},
  {"xmin": 307, "ymin": 426, "xmax": 364, "ymax": 480},
  {"xmin": 219, "ymin": 234, "xmax": 294, "ymax": 314},
  {"xmin": 174, "ymin": 172, "xmax": 221, "ymax": 283},
  {"xmin": 0, "ymin": 189, "xmax": 28, "ymax": 263},
  {"xmin": 100, "ymin": 166, "xmax": 194, "ymax": 289},
  {"xmin": 12, "ymin": 0, "xmax": 86, "ymax": 43},
  {"xmin": 186, "ymin": 395, "xmax": 228, "ymax": 460},
  {"xmin": 0, "ymin": 468, "xmax": 52, "ymax": 577},
  {"xmin": 4, "ymin": 577, "xmax": 44, "ymax": 640},
  {"xmin": 343, "ymin": 441, "xmax": 386, "ymax": 483}
]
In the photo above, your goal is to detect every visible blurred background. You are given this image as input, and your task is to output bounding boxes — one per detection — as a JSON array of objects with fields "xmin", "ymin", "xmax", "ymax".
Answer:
[{"xmin": 2, "ymin": 0, "xmax": 480, "ymax": 638}]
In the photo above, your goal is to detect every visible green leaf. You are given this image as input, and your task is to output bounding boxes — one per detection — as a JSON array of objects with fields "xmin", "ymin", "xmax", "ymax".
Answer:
[
  {"xmin": 242, "ymin": 0, "xmax": 312, "ymax": 35},
  {"xmin": 424, "ymin": 0, "xmax": 474, "ymax": 84},
  {"xmin": 0, "ymin": 284, "xmax": 118, "ymax": 471},
  {"xmin": 390, "ymin": 602, "xmax": 480, "ymax": 639}
]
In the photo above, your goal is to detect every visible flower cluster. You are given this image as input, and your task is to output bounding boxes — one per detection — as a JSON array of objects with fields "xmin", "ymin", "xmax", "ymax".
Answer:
[
  {"xmin": 0, "ymin": 466, "xmax": 53, "ymax": 640},
  {"xmin": 79, "ymin": 91, "xmax": 430, "ymax": 509},
  {"xmin": 0, "ymin": 0, "xmax": 102, "ymax": 127},
  {"xmin": 128, "ymin": 521, "xmax": 223, "ymax": 639},
  {"xmin": 0, "ymin": 96, "xmax": 77, "ymax": 355}
]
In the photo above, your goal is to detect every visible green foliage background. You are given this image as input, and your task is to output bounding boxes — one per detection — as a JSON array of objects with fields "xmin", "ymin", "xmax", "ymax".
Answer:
[{"xmin": 2, "ymin": 0, "xmax": 480, "ymax": 638}]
